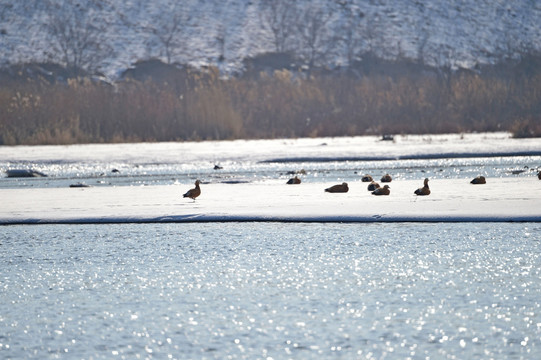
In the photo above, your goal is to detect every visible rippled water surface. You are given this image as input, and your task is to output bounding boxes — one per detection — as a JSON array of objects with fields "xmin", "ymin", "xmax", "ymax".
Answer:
[
  {"xmin": 1, "ymin": 223, "xmax": 541, "ymax": 359},
  {"xmin": 2, "ymin": 155, "xmax": 541, "ymax": 189}
]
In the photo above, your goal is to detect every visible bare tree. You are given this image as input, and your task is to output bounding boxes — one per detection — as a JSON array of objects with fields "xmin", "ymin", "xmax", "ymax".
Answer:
[
  {"xmin": 363, "ymin": 13, "xmax": 384, "ymax": 56},
  {"xmin": 294, "ymin": 3, "xmax": 336, "ymax": 73},
  {"xmin": 143, "ymin": 1, "xmax": 192, "ymax": 64},
  {"xmin": 0, "ymin": 1, "xmax": 11, "ymax": 23},
  {"xmin": 42, "ymin": 0, "xmax": 113, "ymax": 75},
  {"xmin": 258, "ymin": 0, "xmax": 297, "ymax": 53},
  {"xmin": 337, "ymin": 1, "xmax": 365, "ymax": 67},
  {"xmin": 0, "ymin": 2, "xmax": 12, "ymax": 52},
  {"xmin": 414, "ymin": 1, "xmax": 431, "ymax": 63}
]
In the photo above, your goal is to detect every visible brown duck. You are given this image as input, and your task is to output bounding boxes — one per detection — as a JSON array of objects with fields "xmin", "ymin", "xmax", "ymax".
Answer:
[
  {"xmin": 183, "ymin": 180, "xmax": 201, "ymax": 200},
  {"xmin": 470, "ymin": 176, "xmax": 486, "ymax": 184},
  {"xmin": 287, "ymin": 176, "xmax": 301, "ymax": 184},
  {"xmin": 381, "ymin": 174, "xmax": 392, "ymax": 182},
  {"xmin": 367, "ymin": 181, "xmax": 380, "ymax": 191},
  {"xmin": 325, "ymin": 182, "xmax": 349, "ymax": 193},
  {"xmin": 414, "ymin": 178, "xmax": 430, "ymax": 196},
  {"xmin": 372, "ymin": 184, "xmax": 390, "ymax": 195},
  {"xmin": 361, "ymin": 174, "xmax": 373, "ymax": 182}
]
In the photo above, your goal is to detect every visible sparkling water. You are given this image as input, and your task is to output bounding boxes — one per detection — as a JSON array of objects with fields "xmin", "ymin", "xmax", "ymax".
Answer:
[
  {"xmin": 2, "ymin": 155, "xmax": 540, "ymax": 189},
  {"xmin": 1, "ymin": 222, "xmax": 540, "ymax": 359}
]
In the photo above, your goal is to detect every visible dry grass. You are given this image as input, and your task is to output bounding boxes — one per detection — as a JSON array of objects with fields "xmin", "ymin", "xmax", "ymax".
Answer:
[{"xmin": 1, "ymin": 64, "xmax": 540, "ymax": 145}]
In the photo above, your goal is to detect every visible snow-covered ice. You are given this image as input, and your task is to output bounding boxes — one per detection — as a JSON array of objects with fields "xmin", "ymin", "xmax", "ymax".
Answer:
[
  {"xmin": 1, "ymin": 178, "xmax": 540, "ymax": 224},
  {"xmin": 1, "ymin": 133, "xmax": 540, "ymax": 223},
  {"xmin": 1, "ymin": 132, "xmax": 540, "ymax": 164}
]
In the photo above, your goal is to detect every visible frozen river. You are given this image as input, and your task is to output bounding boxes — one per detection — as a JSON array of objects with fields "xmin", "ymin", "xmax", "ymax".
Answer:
[
  {"xmin": 2, "ymin": 132, "xmax": 541, "ymax": 223},
  {"xmin": 1, "ymin": 133, "xmax": 541, "ymax": 358}
]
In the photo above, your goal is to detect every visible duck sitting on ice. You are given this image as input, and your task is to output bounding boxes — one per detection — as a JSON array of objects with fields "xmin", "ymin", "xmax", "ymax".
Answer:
[
  {"xmin": 183, "ymin": 180, "xmax": 201, "ymax": 200},
  {"xmin": 372, "ymin": 185, "xmax": 390, "ymax": 195},
  {"xmin": 325, "ymin": 182, "xmax": 349, "ymax": 193},
  {"xmin": 367, "ymin": 181, "xmax": 380, "ymax": 191},
  {"xmin": 361, "ymin": 174, "xmax": 373, "ymax": 182},
  {"xmin": 470, "ymin": 176, "xmax": 486, "ymax": 184},
  {"xmin": 414, "ymin": 178, "xmax": 430, "ymax": 196},
  {"xmin": 287, "ymin": 176, "xmax": 301, "ymax": 184},
  {"xmin": 538, "ymin": 171, "xmax": 541, "ymax": 180},
  {"xmin": 381, "ymin": 174, "xmax": 392, "ymax": 182}
]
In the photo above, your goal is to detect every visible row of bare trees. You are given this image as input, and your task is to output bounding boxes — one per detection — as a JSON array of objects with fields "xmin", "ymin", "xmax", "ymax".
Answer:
[
  {"xmin": 39, "ymin": 0, "xmax": 348, "ymax": 74},
  {"xmin": 3, "ymin": 0, "xmax": 536, "ymax": 77}
]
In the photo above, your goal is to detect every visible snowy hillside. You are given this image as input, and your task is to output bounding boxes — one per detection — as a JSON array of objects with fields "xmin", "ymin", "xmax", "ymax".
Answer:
[{"xmin": 1, "ymin": 0, "xmax": 540, "ymax": 78}]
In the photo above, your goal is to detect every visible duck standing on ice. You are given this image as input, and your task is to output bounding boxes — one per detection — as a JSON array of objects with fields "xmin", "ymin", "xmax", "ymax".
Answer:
[
  {"xmin": 183, "ymin": 180, "xmax": 201, "ymax": 200},
  {"xmin": 414, "ymin": 178, "xmax": 430, "ymax": 196}
]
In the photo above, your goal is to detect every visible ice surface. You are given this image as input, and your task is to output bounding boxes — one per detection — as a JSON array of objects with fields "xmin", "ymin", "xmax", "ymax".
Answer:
[
  {"xmin": 1, "ymin": 132, "xmax": 540, "ymax": 164},
  {"xmin": 1, "ymin": 178, "xmax": 540, "ymax": 224},
  {"xmin": 1, "ymin": 133, "xmax": 540, "ymax": 224}
]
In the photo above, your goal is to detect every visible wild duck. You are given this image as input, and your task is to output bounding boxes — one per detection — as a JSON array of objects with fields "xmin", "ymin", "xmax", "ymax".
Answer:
[
  {"xmin": 361, "ymin": 174, "xmax": 373, "ymax": 182},
  {"xmin": 367, "ymin": 181, "xmax": 380, "ymax": 191},
  {"xmin": 372, "ymin": 184, "xmax": 390, "ymax": 195},
  {"xmin": 414, "ymin": 178, "xmax": 430, "ymax": 196},
  {"xmin": 287, "ymin": 176, "xmax": 301, "ymax": 184},
  {"xmin": 470, "ymin": 176, "xmax": 486, "ymax": 184},
  {"xmin": 325, "ymin": 182, "xmax": 349, "ymax": 193},
  {"xmin": 183, "ymin": 180, "xmax": 201, "ymax": 200}
]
